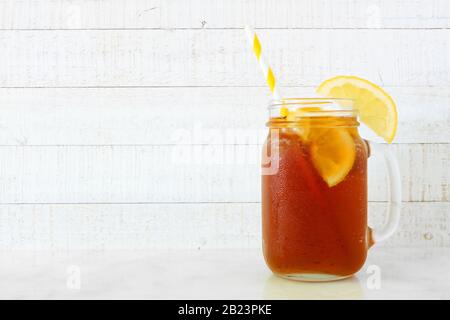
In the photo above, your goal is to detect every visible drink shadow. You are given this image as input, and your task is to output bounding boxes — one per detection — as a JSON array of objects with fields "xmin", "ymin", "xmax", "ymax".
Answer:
[{"xmin": 263, "ymin": 275, "xmax": 364, "ymax": 300}]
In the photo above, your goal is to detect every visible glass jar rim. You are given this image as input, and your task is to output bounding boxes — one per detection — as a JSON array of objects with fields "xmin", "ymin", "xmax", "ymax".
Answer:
[{"xmin": 269, "ymin": 97, "xmax": 358, "ymax": 117}]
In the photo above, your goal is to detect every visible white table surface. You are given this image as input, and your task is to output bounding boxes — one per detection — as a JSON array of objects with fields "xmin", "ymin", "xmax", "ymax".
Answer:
[{"xmin": 0, "ymin": 247, "xmax": 449, "ymax": 300}]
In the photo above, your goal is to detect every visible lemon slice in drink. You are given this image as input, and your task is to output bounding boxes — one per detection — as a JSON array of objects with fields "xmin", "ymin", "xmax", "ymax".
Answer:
[
  {"xmin": 284, "ymin": 107, "xmax": 323, "ymax": 140},
  {"xmin": 283, "ymin": 106, "xmax": 357, "ymax": 186},
  {"xmin": 316, "ymin": 75, "xmax": 398, "ymax": 143},
  {"xmin": 310, "ymin": 128, "xmax": 356, "ymax": 187}
]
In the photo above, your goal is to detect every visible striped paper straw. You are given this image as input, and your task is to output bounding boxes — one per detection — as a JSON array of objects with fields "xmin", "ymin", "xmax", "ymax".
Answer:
[{"xmin": 244, "ymin": 25, "xmax": 282, "ymax": 101}]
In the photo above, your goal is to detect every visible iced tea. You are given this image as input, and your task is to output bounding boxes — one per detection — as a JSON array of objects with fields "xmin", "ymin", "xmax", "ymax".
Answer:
[{"xmin": 262, "ymin": 103, "xmax": 371, "ymax": 281}]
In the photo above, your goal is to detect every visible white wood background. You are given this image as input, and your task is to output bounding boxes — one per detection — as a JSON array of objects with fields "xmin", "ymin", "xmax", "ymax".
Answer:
[{"xmin": 0, "ymin": 0, "xmax": 449, "ymax": 250}]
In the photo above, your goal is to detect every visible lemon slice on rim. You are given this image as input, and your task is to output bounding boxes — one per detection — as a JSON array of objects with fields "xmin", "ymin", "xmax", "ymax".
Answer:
[
  {"xmin": 310, "ymin": 128, "xmax": 356, "ymax": 187},
  {"xmin": 316, "ymin": 75, "xmax": 398, "ymax": 143}
]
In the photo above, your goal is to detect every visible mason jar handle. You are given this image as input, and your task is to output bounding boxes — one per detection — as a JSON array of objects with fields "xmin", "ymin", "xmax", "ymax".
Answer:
[{"xmin": 366, "ymin": 140, "xmax": 401, "ymax": 243}]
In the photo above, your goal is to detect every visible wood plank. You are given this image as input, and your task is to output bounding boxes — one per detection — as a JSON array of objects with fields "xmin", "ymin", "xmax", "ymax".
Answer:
[
  {"xmin": 0, "ymin": 144, "xmax": 447, "ymax": 203},
  {"xmin": 0, "ymin": 87, "xmax": 449, "ymax": 145},
  {"xmin": 0, "ymin": 29, "xmax": 449, "ymax": 87},
  {"xmin": 0, "ymin": 202, "xmax": 447, "ymax": 250},
  {"xmin": 0, "ymin": 0, "xmax": 449, "ymax": 30},
  {"xmin": 160, "ymin": 0, "xmax": 450, "ymax": 29}
]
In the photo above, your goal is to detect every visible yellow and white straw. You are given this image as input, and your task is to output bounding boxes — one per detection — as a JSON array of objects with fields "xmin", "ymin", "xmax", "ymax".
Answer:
[{"xmin": 244, "ymin": 25, "xmax": 281, "ymax": 101}]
